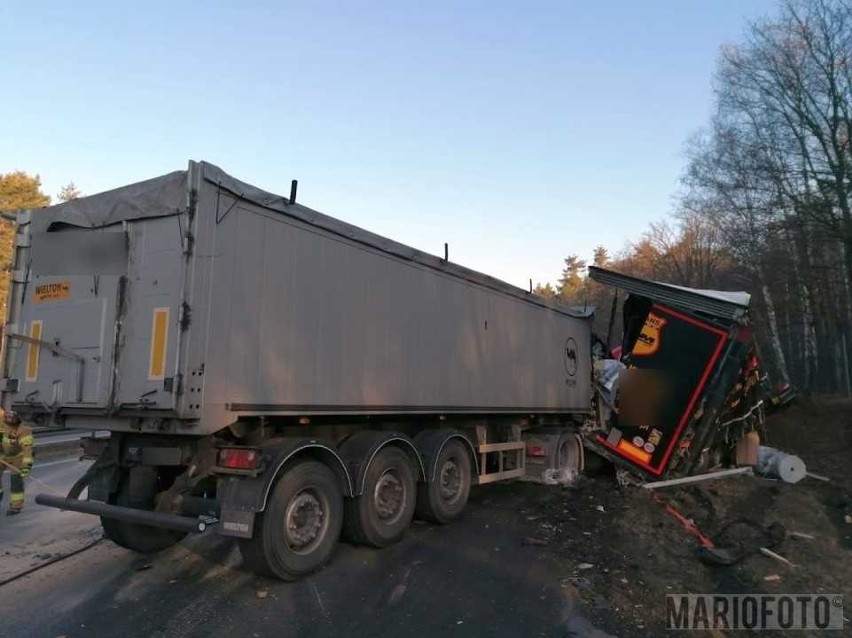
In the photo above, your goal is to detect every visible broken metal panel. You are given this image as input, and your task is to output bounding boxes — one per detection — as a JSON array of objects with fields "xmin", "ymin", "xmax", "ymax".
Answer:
[{"xmin": 588, "ymin": 266, "xmax": 750, "ymax": 322}]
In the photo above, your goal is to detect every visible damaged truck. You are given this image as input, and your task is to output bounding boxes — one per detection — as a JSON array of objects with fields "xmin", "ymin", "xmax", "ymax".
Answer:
[{"xmin": 0, "ymin": 161, "xmax": 768, "ymax": 580}]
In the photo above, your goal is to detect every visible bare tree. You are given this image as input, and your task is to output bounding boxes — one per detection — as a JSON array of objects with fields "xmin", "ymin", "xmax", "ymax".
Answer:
[
  {"xmin": 57, "ymin": 182, "xmax": 82, "ymax": 202},
  {"xmin": 680, "ymin": 0, "xmax": 852, "ymax": 392},
  {"xmin": 682, "ymin": 123, "xmax": 791, "ymax": 382}
]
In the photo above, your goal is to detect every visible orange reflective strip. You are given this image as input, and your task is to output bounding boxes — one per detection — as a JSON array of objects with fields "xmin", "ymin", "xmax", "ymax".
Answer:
[
  {"xmin": 148, "ymin": 307, "xmax": 170, "ymax": 380},
  {"xmin": 616, "ymin": 439, "xmax": 652, "ymax": 464},
  {"xmin": 25, "ymin": 320, "xmax": 43, "ymax": 382}
]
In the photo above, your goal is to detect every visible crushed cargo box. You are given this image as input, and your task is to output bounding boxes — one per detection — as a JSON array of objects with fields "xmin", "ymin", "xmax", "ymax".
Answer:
[{"xmin": 584, "ymin": 267, "xmax": 764, "ymax": 480}]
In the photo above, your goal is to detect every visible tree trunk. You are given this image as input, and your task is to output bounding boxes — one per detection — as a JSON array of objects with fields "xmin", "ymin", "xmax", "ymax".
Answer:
[
  {"xmin": 802, "ymin": 282, "xmax": 818, "ymax": 389},
  {"xmin": 842, "ymin": 243, "xmax": 852, "ymax": 392},
  {"xmin": 787, "ymin": 225, "xmax": 818, "ymax": 389},
  {"xmin": 781, "ymin": 278, "xmax": 799, "ymax": 386},
  {"xmin": 757, "ymin": 268, "xmax": 789, "ymax": 385}
]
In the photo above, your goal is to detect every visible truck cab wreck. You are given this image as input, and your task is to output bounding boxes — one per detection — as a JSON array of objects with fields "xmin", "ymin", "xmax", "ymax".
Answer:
[{"xmin": 584, "ymin": 267, "xmax": 766, "ymax": 482}]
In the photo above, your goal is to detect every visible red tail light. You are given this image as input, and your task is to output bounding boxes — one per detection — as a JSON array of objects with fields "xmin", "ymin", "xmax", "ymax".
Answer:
[
  {"xmin": 526, "ymin": 444, "xmax": 547, "ymax": 457},
  {"xmin": 218, "ymin": 447, "xmax": 261, "ymax": 470}
]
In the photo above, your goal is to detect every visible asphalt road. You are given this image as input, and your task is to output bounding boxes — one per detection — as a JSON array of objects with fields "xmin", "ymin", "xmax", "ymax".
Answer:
[
  {"xmin": 0, "ymin": 457, "xmax": 100, "ymax": 581},
  {"xmin": 0, "ymin": 459, "xmax": 614, "ymax": 638}
]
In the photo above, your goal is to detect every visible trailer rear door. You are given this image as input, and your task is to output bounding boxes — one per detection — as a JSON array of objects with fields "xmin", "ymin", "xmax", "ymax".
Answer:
[
  {"xmin": 113, "ymin": 215, "xmax": 185, "ymax": 410},
  {"xmin": 8, "ymin": 214, "xmax": 187, "ymax": 413},
  {"xmin": 12, "ymin": 228, "xmax": 127, "ymax": 408}
]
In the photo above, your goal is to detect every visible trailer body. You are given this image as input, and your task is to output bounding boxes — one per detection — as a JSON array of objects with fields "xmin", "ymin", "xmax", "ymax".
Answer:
[
  {"xmin": 2, "ymin": 162, "xmax": 593, "ymax": 580},
  {"xmin": 2, "ymin": 161, "xmax": 591, "ymax": 433}
]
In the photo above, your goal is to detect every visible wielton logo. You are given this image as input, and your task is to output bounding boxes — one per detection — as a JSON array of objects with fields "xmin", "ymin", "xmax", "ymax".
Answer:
[{"xmin": 564, "ymin": 337, "xmax": 578, "ymax": 377}]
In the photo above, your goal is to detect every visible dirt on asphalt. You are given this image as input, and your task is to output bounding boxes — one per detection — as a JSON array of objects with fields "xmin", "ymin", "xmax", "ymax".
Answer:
[{"xmin": 508, "ymin": 396, "xmax": 852, "ymax": 637}]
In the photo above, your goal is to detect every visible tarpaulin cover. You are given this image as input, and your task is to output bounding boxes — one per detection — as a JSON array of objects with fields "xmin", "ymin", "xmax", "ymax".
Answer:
[
  {"xmin": 21, "ymin": 161, "xmax": 591, "ymax": 319},
  {"xmin": 28, "ymin": 170, "xmax": 188, "ymax": 234}
]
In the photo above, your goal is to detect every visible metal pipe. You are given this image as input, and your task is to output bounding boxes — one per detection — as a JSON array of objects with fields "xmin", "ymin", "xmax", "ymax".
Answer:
[
  {"xmin": 642, "ymin": 466, "xmax": 752, "ymax": 490},
  {"xmin": 35, "ymin": 493, "xmax": 209, "ymax": 533}
]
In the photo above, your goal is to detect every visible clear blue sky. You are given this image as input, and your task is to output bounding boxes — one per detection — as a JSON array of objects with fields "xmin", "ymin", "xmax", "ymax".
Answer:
[{"xmin": 1, "ymin": 0, "xmax": 776, "ymax": 289}]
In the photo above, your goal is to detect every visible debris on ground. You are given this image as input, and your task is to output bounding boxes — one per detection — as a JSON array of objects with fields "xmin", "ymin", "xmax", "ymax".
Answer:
[
  {"xmin": 522, "ymin": 537, "xmax": 549, "ymax": 546},
  {"xmin": 806, "ymin": 471, "xmax": 830, "ymax": 482},
  {"xmin": 759, "ymin": 547, "xmax": 795, "ymax": 567},
  {"xmin": 755, "ymin": 446, "xmax": 807, "ymax": 483},
  {"xmin": 514, "ymin": 397, "xmax": 852, "ymax": 637},
  {"xmin": 255, "ymin": 587, "xmax": 269, "ymax": 599},
  {"xmin": 789, "ymin": 531, "xmax": 814, "ymax": 540}
]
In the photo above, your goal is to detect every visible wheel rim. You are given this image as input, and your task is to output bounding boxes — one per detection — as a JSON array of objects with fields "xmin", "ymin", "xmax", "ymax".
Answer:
[
  {"xmin": 438, "ymin": 458, "xmax": 462, "ymax": 505},
  {"xmin": 284, "ymin": 488, "xmax": 328, "ymax": 555},
  {"xmin": 373, "ymin": 468, "xmax": 406, "ymax": 525}
]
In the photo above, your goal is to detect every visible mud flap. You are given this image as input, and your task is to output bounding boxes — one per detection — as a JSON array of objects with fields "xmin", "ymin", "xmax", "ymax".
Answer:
[{"xmin": 216, "ymin": 437, "xmax": 353, "ymax": 539}]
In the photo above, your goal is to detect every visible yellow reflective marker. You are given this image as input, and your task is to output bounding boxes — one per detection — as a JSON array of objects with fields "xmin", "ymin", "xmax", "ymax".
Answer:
[
  {"xmin": 148, "ymin": 307, "xmax": 170, "ymax": 380},
  {"xmin": 25, "ymin": 320, "xmax": 42, "ymax": 382}
]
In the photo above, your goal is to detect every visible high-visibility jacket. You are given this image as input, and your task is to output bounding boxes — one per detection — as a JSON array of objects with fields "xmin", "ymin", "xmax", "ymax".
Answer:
[
  {"xmin": 1, "ymin": 423, "xmax": 32, "ymax": 511},
  {"xmin": 1, "ymin": 422, "xmax": 33, "ymax": 468}
]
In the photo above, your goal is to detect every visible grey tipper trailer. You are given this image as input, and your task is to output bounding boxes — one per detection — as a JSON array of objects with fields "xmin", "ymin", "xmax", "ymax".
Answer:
[{"xmin": 3, "ymin": 161, "xmax": 591, "ymax": 579}]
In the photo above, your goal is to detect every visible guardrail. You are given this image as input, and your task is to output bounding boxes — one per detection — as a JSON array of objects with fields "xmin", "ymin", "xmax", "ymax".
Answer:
[{"xmin": 33, "ymin": 430, "xmax": 110, "ymax": 461}]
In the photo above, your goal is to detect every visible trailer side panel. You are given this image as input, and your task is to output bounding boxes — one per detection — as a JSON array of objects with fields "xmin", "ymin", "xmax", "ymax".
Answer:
[{"xmin": 196, "ymin": 176, "xmax": 591, "ymax": 424}]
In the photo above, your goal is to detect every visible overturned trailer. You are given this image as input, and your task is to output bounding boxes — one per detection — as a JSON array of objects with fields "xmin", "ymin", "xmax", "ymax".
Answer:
[{"xmin": 1, "ymin": 161, "xmax": 766, "ymax": 580}]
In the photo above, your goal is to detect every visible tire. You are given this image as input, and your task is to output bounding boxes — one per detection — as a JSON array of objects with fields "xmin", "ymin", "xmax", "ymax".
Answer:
[
  {"xmin": 239, "ymin": 460, "xmax": 343, "ymax": 580},
  {"xmin": 101, "ymin": 466, "xmax": 185, "ymax": 554},
  {"xmin": 343, "ymin": 446, "xmax": 417, "ymax": 548},
  {"xmin": 415, "ymin": 439, "xmax": 472, "ymax": 524}
]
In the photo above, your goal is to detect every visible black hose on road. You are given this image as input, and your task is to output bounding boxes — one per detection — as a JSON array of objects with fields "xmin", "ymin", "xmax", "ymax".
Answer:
[{"xmin": 0, "ymin": 537, "xmax": 104, "ymax": 588}]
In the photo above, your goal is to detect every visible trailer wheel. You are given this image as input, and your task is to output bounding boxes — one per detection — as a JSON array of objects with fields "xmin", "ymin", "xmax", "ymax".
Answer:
[
  {"xmin": 344, "ymin": 446, "xmax": 416, "ymax": 547},
  {"xmin": 415, "ymin": 439, "xmax": 471, "ymax": 524},
  {"xmin": 239, "ymin": 460, "xmax": 343, "ymax": 580},
  {"xmin": 101, "ymin": 467, "xmax": 185, "ymax": 554}
]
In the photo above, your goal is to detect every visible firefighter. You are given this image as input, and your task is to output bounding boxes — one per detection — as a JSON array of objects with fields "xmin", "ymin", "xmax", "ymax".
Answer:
[{"xmin": 0, "ymin": 410, "xmax": 33, "ymax": 515}]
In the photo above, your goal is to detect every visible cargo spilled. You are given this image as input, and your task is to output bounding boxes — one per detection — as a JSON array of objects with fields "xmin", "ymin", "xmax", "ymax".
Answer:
[{"xmin": 0, "ymin": 161, "xmax": 803, "ymax": 580}]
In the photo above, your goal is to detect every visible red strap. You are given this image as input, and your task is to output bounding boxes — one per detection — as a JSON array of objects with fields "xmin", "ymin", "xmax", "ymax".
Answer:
[{"xmin": 651, "ymin": 492, "xmax": 715, "ymax": 548}]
